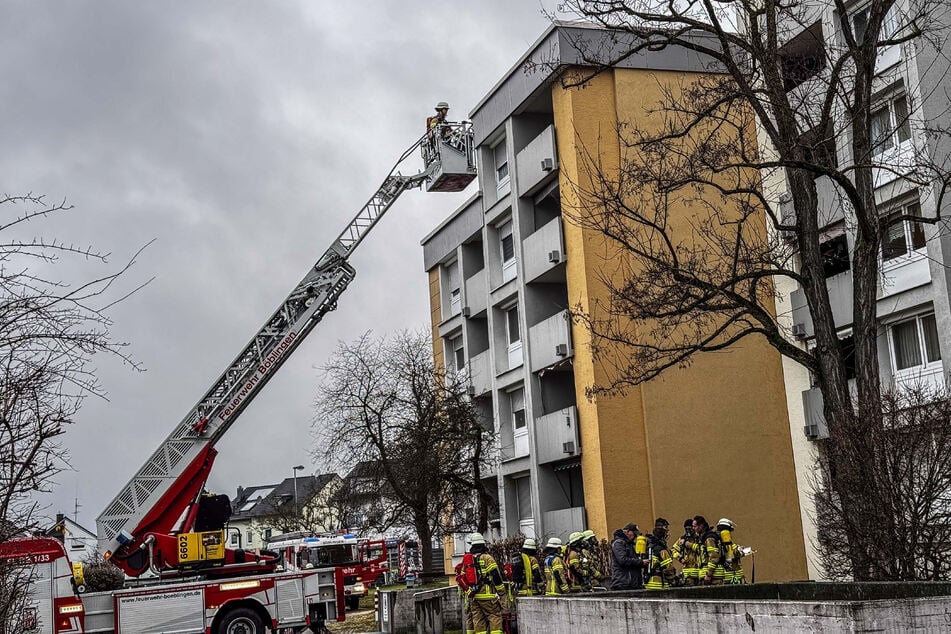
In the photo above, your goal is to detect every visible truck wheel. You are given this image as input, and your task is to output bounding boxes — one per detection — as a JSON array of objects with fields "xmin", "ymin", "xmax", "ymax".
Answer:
[
  {"xmin": 217, "ymin": 607, "xmax": 264, "ymax": 634},
  {"xmin": 347, "ymin": 595, "xmax": 361, "ymax": 610}
]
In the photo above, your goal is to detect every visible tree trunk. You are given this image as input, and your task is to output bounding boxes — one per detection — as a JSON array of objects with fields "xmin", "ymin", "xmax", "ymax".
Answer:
[{"xmin": 414, "ymin": 512, "xmax": 435, "ymax": 577}]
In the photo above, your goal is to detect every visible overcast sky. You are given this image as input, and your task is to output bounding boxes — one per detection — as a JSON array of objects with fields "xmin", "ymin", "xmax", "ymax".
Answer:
[{"xmin": 2, "ymin": 1, "xmax": 560, "ymax": 532}]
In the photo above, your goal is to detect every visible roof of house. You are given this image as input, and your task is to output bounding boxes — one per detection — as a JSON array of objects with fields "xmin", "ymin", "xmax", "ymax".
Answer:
[{"xmin": 231, "ymin": 474, "xmax": 339, "ymax": 520}]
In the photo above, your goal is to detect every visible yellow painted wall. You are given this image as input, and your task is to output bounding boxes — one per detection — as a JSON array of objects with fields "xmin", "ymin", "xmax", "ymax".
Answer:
[{"xmin": 553, "ymin": 68, "xmax": 808, "ymax": 581}]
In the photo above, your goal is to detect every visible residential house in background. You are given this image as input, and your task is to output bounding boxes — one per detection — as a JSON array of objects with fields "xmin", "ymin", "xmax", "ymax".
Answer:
[
  {"xmin": 759, "ymin": 0, "xmax": 951, "ymax": 579},
  {"xmin": 228, "ymin": 473, "xmax": 340, "ymax": 550},
  {"xmin": 422, "ymin": 21, "xmax": 809, "ymax": 581},
  {"xmin": 46, "ymin": 514, "xmax": 98, "ymax": 562}
]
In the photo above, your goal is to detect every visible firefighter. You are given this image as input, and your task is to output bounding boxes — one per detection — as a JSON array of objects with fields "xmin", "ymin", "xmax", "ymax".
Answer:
[
  {"xmin": 672, "ymin": 518, "xmax": 700, "ymax": 586},
  {"xmin": 543, "ymin": 537, "xmax": 570, "ymax": 595},
  {"xmin": 566, "ymin": 531, "xmax": 601, "ymax": 591},
  {"xmin": 423, "ymin": 101, "xmax": 450, "ymax": 166},
  {"xmin": 515, "ymin": 537, "xmax": 544, "ymax": 597},
  {"xmin": 644, "ymin": 518, "xmax": 678, "ymax": 590},
  {"xmin": 694, "ymin": 516, "xmax": 723, "ymax": 585},
  {"xmin": 716, "ymin": 518, "xmax": 750, "ymax": 584},
  {"xmin": 580, "ymin": 529, "xmax": 605, "ymax": 584},
  {"xmin": 467, "ymin": 532, "xmax": 504, "ymax": 634}
]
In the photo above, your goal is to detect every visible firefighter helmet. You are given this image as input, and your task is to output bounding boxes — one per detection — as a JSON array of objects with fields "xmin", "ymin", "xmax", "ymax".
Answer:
[
  {"xmin": 468, "ymin": 532, "xmax": 486, "ymax": 545},
  {"xmin": 523, "ymin": 538, "xmax": 537, "ymax": 550},
  {"xmin": 435, "ymin": 101, "xmax": 449, "ymax": 110},
  {"xmin": 717, "ymin": 518, "xmax": 735, "ymax": 529},
  {"xmin": 545, "ymin": 537, "xmax": 563, "ymax": 549}
]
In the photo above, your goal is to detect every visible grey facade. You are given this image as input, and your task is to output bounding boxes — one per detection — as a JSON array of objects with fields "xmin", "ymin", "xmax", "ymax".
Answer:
[{"xmin": 769, "ymin": 1, "xmax": 951, "ymax": 440}]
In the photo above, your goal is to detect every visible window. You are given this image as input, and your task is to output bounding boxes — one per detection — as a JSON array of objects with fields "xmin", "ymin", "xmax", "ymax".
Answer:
[
  {"xmin": 494, "ymin": 141, "xmax": 509, "ymax": 189},
  {"xmin": 839, "ymin": 335, "xmax": 857, "ymax": 381},
  {"xmin": 449, "ymin": 336, "xmax": 465, "ymax": 373},
  {"xmin": 499, "ymin": 221, "xmax": 516, "ymax": 283},
  {"xmin": 820, "ymin": 231, "xmax": 850, "ymax": 277},
  {"xmin": 871, "ymin": 94, "xmax": 911, "ymax": 155},
  {"xmin": 515, "ymin": 476, "xmax": 532, "ymax": 521},
  {"xmin": 230, "ymin": 532, "xmax": 239, "ymax": 546},
  {"xmin": 246, "ymin": 530, "xmax": 254, "ymax": 546},
  {"xmin": 883, "ymin": 201, "xmax": 926, "ymax": 261},
  {"xmin": 444, "ymin": 260, "xmax": 460, "ymax": 316},
  {"xmin": 890, "ymin": 313, "xmax": 941, "ymax": 373},
  {"xmin": 264, "ymin": 528, "xmax": 272, "ymax": 541},
  {"xmin": 851, "ymin": 4, "xmax": 900, "ymax": 71},
  {"xmin": 510, "ymin": 388, "xmax": 526, "ymax": 430},
  {"xmin": 506, "ymin": 304, "xmax": 522, "ymax": 368}
]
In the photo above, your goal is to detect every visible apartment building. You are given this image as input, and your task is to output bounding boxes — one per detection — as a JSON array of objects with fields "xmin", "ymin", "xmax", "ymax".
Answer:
[
  {"xmin": 762, "ymin": 1, "xmax": 951, "ymax": 579},
  {"xmin": 422, "ymin": 22, "xmax": 808, "ymax": 581}
]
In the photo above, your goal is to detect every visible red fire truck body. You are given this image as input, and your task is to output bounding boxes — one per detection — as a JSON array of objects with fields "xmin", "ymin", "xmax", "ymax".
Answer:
[{"xmin": 266, "ymin": 534, "xmax": 388, "ymax": 610}]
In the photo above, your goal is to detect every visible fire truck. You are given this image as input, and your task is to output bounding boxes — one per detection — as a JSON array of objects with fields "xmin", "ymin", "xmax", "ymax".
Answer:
[
  {"xmin": 0, "ymin": 122, "xmax": 476, "ymax": 634},
  {"xmin": 265, "ymin": 533, "xmax": 388, "ymax": 610}
]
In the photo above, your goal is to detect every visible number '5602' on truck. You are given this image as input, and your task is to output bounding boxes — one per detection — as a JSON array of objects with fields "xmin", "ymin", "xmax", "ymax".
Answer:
[{"xmin": 0, "ymin": 123, "xmax": 476, "ymax": 634}]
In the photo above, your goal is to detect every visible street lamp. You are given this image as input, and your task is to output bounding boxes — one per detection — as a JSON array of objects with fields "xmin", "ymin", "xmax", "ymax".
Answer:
[{"xmin": 292, "ymin": 465, "xmax": 305, "ymax": 525}]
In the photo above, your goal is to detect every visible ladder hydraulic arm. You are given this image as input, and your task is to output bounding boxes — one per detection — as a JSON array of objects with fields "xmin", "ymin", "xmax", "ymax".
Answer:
[{"xmin": 98, "ymin": 123, "xmax": 475, "ymax": 576}]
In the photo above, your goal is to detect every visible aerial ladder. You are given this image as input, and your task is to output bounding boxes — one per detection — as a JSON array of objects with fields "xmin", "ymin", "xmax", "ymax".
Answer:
[{"xmin": 97, "ymin": 122, "xmax": 476, "ymax": 578}]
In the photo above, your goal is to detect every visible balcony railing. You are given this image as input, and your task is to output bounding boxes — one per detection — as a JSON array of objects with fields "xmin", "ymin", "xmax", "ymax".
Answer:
[{"xmin": 528, "ymin": 310, "xmax": 572, "ymax": 372}]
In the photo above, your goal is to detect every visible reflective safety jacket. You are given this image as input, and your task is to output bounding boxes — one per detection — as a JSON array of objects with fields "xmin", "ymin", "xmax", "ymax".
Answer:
[
  {"xmin": 544, "ymin": 553, "xmax": 570, "ymax": 595},
  {"xmin": 516, "ymin": 552, "xmax": 544, "ymax": 596},
  {"xmin": 566, "ymin": 546, "xmax": 601, "ymax": 590},
  {"xmin": 717, "ymin": 541, "xmax": 747, "ymax": 584},
  {"xmin": 699, "ymin": 530, "xmax": 722, "ymax": 582},
  {"xmin": 672, "ymin": 536, "xmax": 701, "ymax": 580},
  {"xmin": 473, "ymin": 552, "xmax": 504, "ymax": 601},
  {"xmin": 644, "ymin": 536, "xmax": 677, "ymax": 590}
]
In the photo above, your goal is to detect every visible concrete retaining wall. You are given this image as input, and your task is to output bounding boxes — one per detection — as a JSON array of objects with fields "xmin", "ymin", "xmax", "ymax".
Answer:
[
  {"xmin": 517, "ymin": 584, "xmax": 951, "ymax": 633},
  {"xmin": 377, "ymin": 587, "xmax": 463, "ymax": 634}
]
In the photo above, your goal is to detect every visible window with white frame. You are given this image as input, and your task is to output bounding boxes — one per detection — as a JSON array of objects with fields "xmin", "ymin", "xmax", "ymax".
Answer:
[
  {"xmin": 500, "ymin": 221, "xmax": 516, "ymax": 283},
  {"xmin": 246, "ymin": 530, "xmax": 254, "ymax": 546},
  {"xmin": 889, "ymin": 313, "xmax": 941, "ymax": 374},
  {"xmin": 852, "ymin": 4, "xmax": 900, "ymax": 71},
  {"xmin": 871, "ymin": 93, "xmax": 911, "ymax": 156},
  {"xmin": 882, "ymin": 200, "xmax": 925, "ymax": 262},
  {"xmin": 510, "ymin": 387, "xmax": 526, "ymax": 430},
  {"xmin": 230, "ymin": 531, "xmax": 239, "ymax": 546},
  {"xmin": 444, "ymin": 260, "xmax": 461, "ymax": 316},
  {"xmin": 494, "ymin": 141, "xmax": 509, "ymax": 190},
  {"xmin": 505, "ymin": 304, "xmax": 522, "ymax": 368}
]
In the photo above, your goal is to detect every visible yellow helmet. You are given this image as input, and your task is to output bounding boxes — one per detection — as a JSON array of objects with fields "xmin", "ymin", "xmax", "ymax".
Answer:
[{"xmin": 568, "ymin": 531, "xmax": 583, "ymax": 545}]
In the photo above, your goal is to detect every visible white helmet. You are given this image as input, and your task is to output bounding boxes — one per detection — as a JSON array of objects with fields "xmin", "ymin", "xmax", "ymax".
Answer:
[
  {"xmin": 435, "ymin": 101, "xmax": 449, "ymax": 110},
  {"xmin": 468, "ymin": 532, "xmax": 486, "ymax": 545},
  {"xmin": 522, "ymin": 538, "xmax": 536, "ymax": 550},
  {"xmin": 545, "ymin": 537, "xmax": 563, "ymax": 549},
  {"xmin": 717, "ymin": 518, "xmax": 735, "ymax": 529}
]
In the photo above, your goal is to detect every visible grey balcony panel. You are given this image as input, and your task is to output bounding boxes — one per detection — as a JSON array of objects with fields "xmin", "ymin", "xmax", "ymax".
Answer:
[
  {"xmin": 816, "ymin": 176, "xmax": 845, "ymax": 228},
  {"xmin": 535, "ymin": 406, "xmax": 580, "ymax": 465},
  {"xmin": 542, "ymin": 506, "xmax": 586, "ymax": 542},
  {"xmin": 468, "ymin": 351, "xmax": 491, "ymax": 396},
  {"xmin": 528, "ymin": 310, "xmax": 573, "ymax": 372},
  {"xmin": 801, "ymin": 387, "xmax": 829, "ymax": 440},
  {"xmin": 878, "ymin": 256, "xmax": 931, "ymax": 299},
  {"xmin": 516, "ymin": 124, "xmax": 558, "ymax": 197},
  {"xmin": 437, "ymin": 312, "xmax": 463, "ymax": 340},
  {"xmin": 464, "ymin": 268, "xmax": 487, "ymax": 317},
  {"xmin": 523, "ymin": 218, "xmax": 565, "ymax": 283},
  {"xmin": 790, "ymin": 271, "xmax": 853, "ymax": 339}
]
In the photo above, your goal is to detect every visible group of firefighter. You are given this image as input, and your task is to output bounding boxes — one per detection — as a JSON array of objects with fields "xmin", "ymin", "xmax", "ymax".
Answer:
[{"xmin": 457, "ymin": 515, "xmax": 752, "ymax": 634}]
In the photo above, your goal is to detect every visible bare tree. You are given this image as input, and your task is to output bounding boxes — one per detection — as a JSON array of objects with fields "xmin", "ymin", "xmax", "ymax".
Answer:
[
  {"xmin": 0, "ymin": 194, "xmax": 144, "ymax": 628},
  {"xmin": 549, "ymin": 2, "xmax": 951, "ymax": 579},
  {"xmin": 312, "ymin": 330, "xmax": 494, "ymax": 575},
  {"xmin": 813, "ymin": 387, "xmax": 951, "ymax": 580}
]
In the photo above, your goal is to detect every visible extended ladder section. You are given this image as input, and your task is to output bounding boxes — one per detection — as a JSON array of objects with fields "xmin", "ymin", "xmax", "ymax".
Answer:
[{"xmin": 98, "ymin": 123, "xmax": 476, "ymax": 563}]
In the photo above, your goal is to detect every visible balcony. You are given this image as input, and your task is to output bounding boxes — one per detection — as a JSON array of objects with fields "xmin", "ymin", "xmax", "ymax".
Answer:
[
  {"xmin": 790, "ymin": 271, "xmax": 853, "ymax": 339},
  {"xmin": 779, "ymin": 176, "xmax": 843, "ymax": 231},
  {"xmin": 467, "ymin": 350, "xmax": 491, "ymax": 397},
  {"xmin": 542, "ymin": 506, "xmax": 586, "ymax": 542},
  {"xmin": 522, "ymin": 218, "xmax": 565, "ymax": 283},
  {"xmin": 528, "ymin": 310, "xmax": 573, "ymax": 373},
  {"xmin": 801, "ymin": 386, "xmax": 830, "ymax": 441},
  {"xmin": 516, "ymin": 125, "xmax": 558, "ymax": 197},
  {"xmin": 535, "ymin": 406, "xmax": 581, "ymax": 465},
  {"xmin": 879, "ymin": 252, "xmax": 931, "ymax": 298},
  {"xmin": 464, "ymin": 268, "xmax": 487, "ymax": 317}
]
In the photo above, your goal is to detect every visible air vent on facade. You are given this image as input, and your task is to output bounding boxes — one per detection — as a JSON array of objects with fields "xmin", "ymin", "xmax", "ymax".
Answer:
[
  {"xmin": 462, "ymin": 306, "xmax": 471, "ymax": 317},
  {"xmin": 548, "ymin": 250, "xmax": 561, "ymax": 264},
  {"xmin": 562, "ymin": 441, "xmax": 576, "ymax": 454},
  {"xmin": 791, "ymin": 323, "xmax": 806, "ymax": 338},
  {"xmin": 540, "ymin": 158, "xmax": 554, "ymax": 171},
  {"xmin": 803, "ymin": 424, "xmax": 819, "ymax": 439},
  {"xmin": 555, "ymin": 343, "xmax": 568, "ymax": 357}
]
